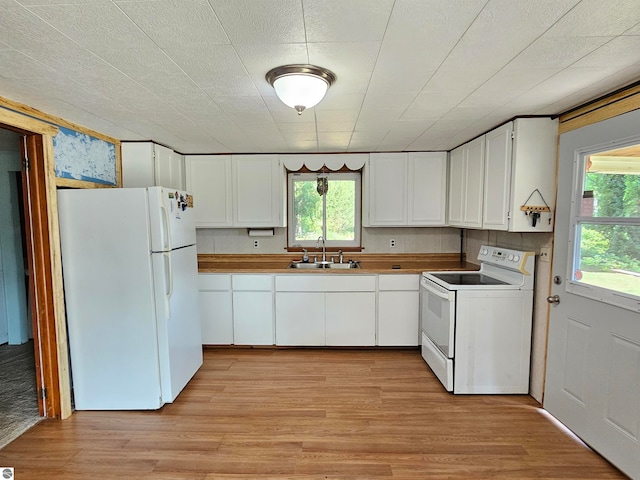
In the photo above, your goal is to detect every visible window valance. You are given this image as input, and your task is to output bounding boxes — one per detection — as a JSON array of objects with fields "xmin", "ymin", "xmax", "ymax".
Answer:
[{"xmin": 281, "ymin": 154, "xmax": 367, "ymax": 172}]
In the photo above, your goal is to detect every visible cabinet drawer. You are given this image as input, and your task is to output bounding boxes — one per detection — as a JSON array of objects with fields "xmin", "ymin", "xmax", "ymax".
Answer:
[
  {"xmin": 378, "ymin": 274, "xmax": 419, "ymax": 291},
  {"xmin": 232, "ymin": 274, "xmax": 273, "ymax": 291},
  {"xmin": 275, "ymin": 275, "xmax": 376, "ymax": 292},
  {"xmin": 198, "ymin": 274, "xmax": 231, "ymax": 291}
]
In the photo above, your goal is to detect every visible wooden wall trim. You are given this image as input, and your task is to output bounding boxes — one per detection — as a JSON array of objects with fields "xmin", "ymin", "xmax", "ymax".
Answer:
[
  {"xmin": 0, "ymin": 108, "xmax": 58, "ymax": 136},
  {"xmin": 558, "ymin": 83, "xmax": 640, "ymax": 134}
]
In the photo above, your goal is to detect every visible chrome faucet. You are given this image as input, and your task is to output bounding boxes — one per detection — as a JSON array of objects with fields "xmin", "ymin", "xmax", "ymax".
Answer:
[{"xmin": 317, "ymin": 236, "xmax": 326, "ymax": 263}]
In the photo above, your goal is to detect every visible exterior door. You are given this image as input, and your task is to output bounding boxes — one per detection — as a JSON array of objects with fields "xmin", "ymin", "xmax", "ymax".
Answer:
[{"xmin": 544, "ymin": 108, "xmax": 640, "ymax": 479}]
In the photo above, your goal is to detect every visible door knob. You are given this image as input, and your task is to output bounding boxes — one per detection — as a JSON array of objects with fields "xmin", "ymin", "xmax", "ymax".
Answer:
[{"xmin": 547, "ymin": 295, "xmax": 560, "ymax": 305}]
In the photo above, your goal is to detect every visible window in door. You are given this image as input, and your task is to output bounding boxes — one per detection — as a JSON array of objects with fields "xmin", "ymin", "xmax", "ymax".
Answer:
[
  {"xmin": 570, "ymin": 141, "xmax": 640, "ymax": 308},
  {"xmin": 287, "ymin": 171, "xmax": 361, "ymax": 249}
]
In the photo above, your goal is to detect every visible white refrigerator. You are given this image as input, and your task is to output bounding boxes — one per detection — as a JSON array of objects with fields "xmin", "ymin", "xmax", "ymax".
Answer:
[{"xmin": 58, "ymin": 187, "xmax": 203, "ymax": 410}]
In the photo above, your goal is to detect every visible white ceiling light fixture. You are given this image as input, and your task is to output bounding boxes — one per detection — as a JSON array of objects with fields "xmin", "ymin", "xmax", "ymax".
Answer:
[{"xmin": 266, "ymin": 64, "xmax": 336, "ymax": 115}]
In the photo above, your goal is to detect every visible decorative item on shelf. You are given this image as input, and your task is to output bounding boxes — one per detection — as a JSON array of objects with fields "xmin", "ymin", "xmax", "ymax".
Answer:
[
  {"xmin": 265, "ymin": 64, "xmax": 336, "ymax": 115},
  {"xmin": 521, "ymin": 189, "xmax": 551, "ymax": 227}
]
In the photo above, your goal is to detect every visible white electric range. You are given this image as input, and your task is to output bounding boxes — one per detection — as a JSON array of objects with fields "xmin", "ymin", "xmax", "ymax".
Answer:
[{"xmin": 420, "ymin": 245, "xmax": 536, "ymax": 394}]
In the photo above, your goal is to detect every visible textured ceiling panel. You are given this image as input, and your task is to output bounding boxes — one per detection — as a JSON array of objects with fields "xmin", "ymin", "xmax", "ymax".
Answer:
[{"xmin": 0, "ymin": 0, "xmax": 639, "ymax": 154}]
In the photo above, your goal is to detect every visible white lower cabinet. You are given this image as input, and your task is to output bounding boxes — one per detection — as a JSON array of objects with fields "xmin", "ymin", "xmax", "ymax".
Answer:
[
  {"xmin": 198, "ymin": 274, "xmax": 233, "ymax": 344},
  {"xmin": 232, "ymin": 275, "xmax": 274, "ymax": 345},
  {"xmin": 275, "ymin": 275, "xmax": 376, "ymax": 346},
  {"xmin": 276, "ymin": 292, "xmax": 325, "ymax": 345},
  {"xmin": 377, "ymin": 274, "xmax": 420, "ymax": 346},
  {"xmin": 326, "ymin": 292, "xmax": 376, "ymax": 346}
]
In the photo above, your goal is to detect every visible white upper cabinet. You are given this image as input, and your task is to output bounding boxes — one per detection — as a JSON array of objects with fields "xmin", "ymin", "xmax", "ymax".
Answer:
[
  {"xmin": 122, "ymin": 142, "xmax": 185, "ymax": 191},
  {"xmin": 448, "ymin": 117, "xmax": 557, "ymax": 231},
  {"xmin": 407, "ymin": 152, "xmax": 447, "ymax": 226},
  {"xmin": 486, "ymin": 118, "xmax": 557, "ymax": 232},
  {"xmin": 233, "ymin": 155, "xmax": 285, "ymax": 227},
  {"xmin": 185, "ymin": 154, "xmax": 285, "ymax": 228},
  {"xmin": 364, "ymin": 152, "xmax": 447, "ymax": 227},
  {"xmin": 448, "ymin": 135, "xmax": 485, "ymax": 229},
  {"xmin": 185, "ymin": 155, "xmax": 233, "ymax": 228}
]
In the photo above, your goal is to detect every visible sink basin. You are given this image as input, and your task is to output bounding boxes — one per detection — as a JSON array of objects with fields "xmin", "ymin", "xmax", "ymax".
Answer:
[
  {"xmin": 289, "ymin": 262, "xmax": 321, "ymax": 269},
  {"xmin": 288, "ymin": 261, "xmax": 359, "ymax": 269}
]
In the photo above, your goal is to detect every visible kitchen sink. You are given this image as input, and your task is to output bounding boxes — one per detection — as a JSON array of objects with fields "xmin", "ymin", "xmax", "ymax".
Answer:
[{"xmin": 288, "ymin": 261, "xmax": 359, "ymax": 269}]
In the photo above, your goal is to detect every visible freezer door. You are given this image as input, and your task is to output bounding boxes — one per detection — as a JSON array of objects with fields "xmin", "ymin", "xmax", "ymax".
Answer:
[
  {"xmin": 152, "ymin": 245, "xmax": 202, "ymax": 402},
  {"xmin": 148, "ymin": 187, "xmax": 196, "ymax": 251}
]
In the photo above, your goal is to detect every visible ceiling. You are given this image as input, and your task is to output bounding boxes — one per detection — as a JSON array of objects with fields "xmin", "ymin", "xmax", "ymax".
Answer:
[{"xmin": 1, "ymin": 0, "xmax": 640, "ymax": 155}]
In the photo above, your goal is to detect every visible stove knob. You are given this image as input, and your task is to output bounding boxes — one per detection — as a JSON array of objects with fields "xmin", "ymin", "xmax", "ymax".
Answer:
[
  {"xmin": 514, "ymin": 255, "xmax": 520, "ymax": 262},
  {"xmin": 508, "ymin": 254, "xmax": 514, "ymax": 261}
]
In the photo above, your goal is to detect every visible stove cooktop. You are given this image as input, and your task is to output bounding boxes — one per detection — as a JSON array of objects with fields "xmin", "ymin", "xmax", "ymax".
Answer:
[{"xmin": 429, "ymin": 273, "xmax": 509, "ymax": 286}]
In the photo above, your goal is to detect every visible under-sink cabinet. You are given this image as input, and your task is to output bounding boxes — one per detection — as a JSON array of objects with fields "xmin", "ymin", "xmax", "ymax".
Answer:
[{"xmin": 275, "ymin": 275, "xmax": 377, "ymax": 347}]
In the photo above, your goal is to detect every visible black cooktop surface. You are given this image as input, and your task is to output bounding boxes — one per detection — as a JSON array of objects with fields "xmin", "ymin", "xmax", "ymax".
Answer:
[{"xmin": 430, "ymin": 273, "xmax": 509, "ymax": 286}]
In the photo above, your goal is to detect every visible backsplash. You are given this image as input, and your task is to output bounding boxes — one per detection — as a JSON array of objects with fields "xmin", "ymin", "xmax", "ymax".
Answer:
[{"xmin": 195, "ymin": 227, "xmax": 463, "ymax": 255}]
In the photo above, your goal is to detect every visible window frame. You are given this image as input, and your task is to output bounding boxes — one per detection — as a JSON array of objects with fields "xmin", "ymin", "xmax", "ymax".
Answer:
[
  {"xmin": 287, "ymin": 170, "xmax": 362, "ymax": 249},
  {"xmin": 566, "ymin": 138, "xmax": 640, "ymax": 312}
]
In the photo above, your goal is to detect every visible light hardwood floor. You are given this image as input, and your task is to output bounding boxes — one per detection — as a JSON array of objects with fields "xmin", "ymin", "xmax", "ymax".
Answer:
[{"xmin": 0, "ymin": 348, "xmax": 626, "ymax": 479}]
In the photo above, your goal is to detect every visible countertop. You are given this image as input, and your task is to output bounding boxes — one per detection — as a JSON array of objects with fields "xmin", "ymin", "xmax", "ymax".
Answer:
[{"xmin": 198, "ymin": 253, "xmax": 479, "ymax": 274}]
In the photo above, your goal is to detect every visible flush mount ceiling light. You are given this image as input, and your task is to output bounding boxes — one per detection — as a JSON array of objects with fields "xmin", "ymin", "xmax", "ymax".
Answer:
[{"xmin": 266, "ymin": 64, "xmax": 336, "ymax": 115}]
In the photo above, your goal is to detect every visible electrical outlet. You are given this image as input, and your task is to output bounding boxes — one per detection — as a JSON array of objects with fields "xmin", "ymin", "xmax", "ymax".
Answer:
[
  {"xmin": 539, "ymin": 247, "xmax": 551, "ymax": 262},
  {"xmin": 253, "ymin": 239, "xmax": 259, "ymax": 248},
  {"xmin": 390, "ymin": 239, "xmax": 396, "ymax": 248}
]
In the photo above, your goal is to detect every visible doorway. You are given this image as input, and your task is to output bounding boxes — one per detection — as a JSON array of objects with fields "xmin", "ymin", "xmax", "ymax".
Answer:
[
  {"xmin": 0, "ymin": 128, "xmax": 41, "ymax": 448},
  {"xmin": 545, "ymin": 108, "xmax": 640, "ymax": 478}
]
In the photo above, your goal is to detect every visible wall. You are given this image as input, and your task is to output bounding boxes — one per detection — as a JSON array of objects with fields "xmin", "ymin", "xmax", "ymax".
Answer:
[
  {"xmin": 196, "ymin": 226, "xmax": 464, "ymax": 254},
  {"xmin": 465, "ymin": 229, "xmax": 553, "ymax": 404},
  {"xmin": 0, "ymin": 129, "xmax": 29, "ymax": 345}
]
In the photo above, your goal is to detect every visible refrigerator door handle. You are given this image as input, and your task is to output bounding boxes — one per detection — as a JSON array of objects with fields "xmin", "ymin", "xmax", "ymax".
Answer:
[
  {"xmin": 160, "ymin": 203, "xmax": 171, "ymax": 250},
  {"xmin": 164, "ymin": 252, "xmax": 173, "ymax": 317}
]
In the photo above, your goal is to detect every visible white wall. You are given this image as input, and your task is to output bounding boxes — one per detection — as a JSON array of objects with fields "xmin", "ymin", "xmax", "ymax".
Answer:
[{"xmin": 195, "ymin": 226, "xmax": 463, "ymax": 254}]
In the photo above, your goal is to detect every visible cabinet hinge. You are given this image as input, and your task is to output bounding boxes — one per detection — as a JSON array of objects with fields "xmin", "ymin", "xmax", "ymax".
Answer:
[
  {"xmin": 22, "ymin": 135, "xmax": 30, "ymax": 171},
  {"xmin": 39, "ymin": 387, "xmax": 47, "ymax": 399},
  {"xmin": 510, "ymin": 130, "xmax": 515, "ymax": 140},
  {"xmin": 507, "ymin": 211, "xmax": 511, "ymax": 220}
]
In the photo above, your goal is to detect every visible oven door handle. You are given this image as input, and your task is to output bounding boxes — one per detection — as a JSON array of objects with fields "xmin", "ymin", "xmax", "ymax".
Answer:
[{"xmin": 421, "ymin": 279, "xmax": 454, "ymax": 300}]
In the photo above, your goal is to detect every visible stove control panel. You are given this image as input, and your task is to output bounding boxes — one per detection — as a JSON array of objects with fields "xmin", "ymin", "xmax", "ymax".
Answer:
[{"xmin": 477, "ymin": 246, "xmax": 535, "ymax": 275}]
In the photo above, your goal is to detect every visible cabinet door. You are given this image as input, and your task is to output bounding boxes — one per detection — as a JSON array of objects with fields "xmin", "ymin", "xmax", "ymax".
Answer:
[
  {"xmin": 483, "ymin": 123, "xmax": 513, "ymax": 231},
  {"xmin": 170, "ymin": 151, "xmax": 185, "ymax": 191},
  {"xmin": 325, "ymin": 292, "xmax": 376, "ymax": 346},
  {"xmin": 275, "ymin": 292, "xmax": 325, "ymax": 345},
  {"xmin": 185, "ymin": 155, "xmax": 233, "ymax": 227},
  {"xmin": 378, "ymin": 291, "xmax": 419, "ymax": 346},
  {"xmin": 233, "ymin": 155, "xmax": 284, "ymax": 227},
  {"xmin": 366, "ymin": 153, "xmax": 408, "ymax": 226},
  {"xmin": 121, "ymin": 142, "xmax": 155, "ymax": 187},
  {"xmin": 462, "ymin": 136, "xmax": 485, "ymax": 228},
  {"xmin": 408, "ymin": 152, "xmax": 447, "ymax": 226},
  {"xmin": 233, "ymin": 291, "xmax": 274, "ymax": 345},
  {"xmin": 199, "ymin": 291, "xmax": 233, "ymax": 344},
  {"xmin": 447, "ymin": 146, "xmax": 465, "ymax": 226},
  {"xmin": 153, "ymin": 144, "xmax": 176, "ymax": 189}
]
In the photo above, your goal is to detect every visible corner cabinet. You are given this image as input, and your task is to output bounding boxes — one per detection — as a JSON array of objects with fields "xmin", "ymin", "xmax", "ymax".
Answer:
[
  {"xmin": 363, "ymin": 152, "xmax": 447, "ymax": 227},
  {"xmin": 185, "ymin": 154, "xmax": 286, "ymax": 228},
  {"xmin": 448, "ymin": 117, "xmax": 557, "ymax": 232},
  {"xmin": 121, "ymin": 142, "xmax": 185, "ymax": 191}
]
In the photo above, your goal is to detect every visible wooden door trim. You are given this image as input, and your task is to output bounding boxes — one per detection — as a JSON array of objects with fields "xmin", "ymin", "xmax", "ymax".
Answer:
[{"xmin": 2, "ymin": 110, "xmax": 71, "ymax": 419}]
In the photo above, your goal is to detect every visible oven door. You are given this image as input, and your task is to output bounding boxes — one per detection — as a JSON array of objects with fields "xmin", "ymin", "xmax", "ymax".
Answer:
[
  {"xmin": 420, "ymin": 275, "xmax": 455, "ymax": 357},
  {"xmin": 419, "ymin": 275, "xmax": 456, "ymax": 392}
]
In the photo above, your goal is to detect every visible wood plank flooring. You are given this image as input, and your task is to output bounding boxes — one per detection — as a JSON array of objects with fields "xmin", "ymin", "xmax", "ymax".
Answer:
[{"xmin": 0, "ymin": 348, "xmax": 626, "ymax": 479}]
